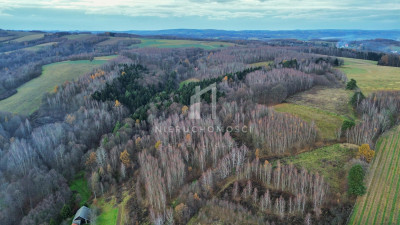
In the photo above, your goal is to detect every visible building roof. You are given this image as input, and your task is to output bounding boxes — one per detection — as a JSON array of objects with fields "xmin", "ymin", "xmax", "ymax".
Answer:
[{"xmin": 73, "ymin": 206, "xmax": 91, "ymax": 221}]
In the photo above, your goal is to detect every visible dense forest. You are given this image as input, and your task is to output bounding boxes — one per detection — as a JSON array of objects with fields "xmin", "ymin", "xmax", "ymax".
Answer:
[{"xmin": 1, "ymin": 30, "xmax": 400, "ymax": 225}]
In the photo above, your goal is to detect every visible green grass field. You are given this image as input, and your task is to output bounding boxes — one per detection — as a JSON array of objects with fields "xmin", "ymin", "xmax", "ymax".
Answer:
[
  {"xmin": 349, "ymin": 127, "xmax": 400, "ymax": 225},
  {"xmin": 0, "ymin": 56, "xmax": 113, "ymax": 115},
  {"xmin": 134, "ymin": 38, "xmax": 234, "ymax": 49},
  {"xmin": 274, "ymin": 103, "xmax": 345, "ymax": 140},
  {"xmin": 279, "ymin": 144, "xmax": 357, "ymax": 193},
  {"xmin": 249, "ymin": 61, "xmax": 273, "ymax": 68},
  {"xmin": 23, "ymin": 42, "xmax": 58, "ymax": 51},
  {"xmin": 63, "ymin": 33, "xmax": 92, "ymax": 40},
  {"xmin": 60, "ymin": 34, "xmax": 234, "ymax": 49},
  {"xmin": 12, "ymin": 33, "xmax": 44, "ymax": 42},
  {"xmin": 5, "ymin": 42, "xmax": 59, "ymax": 54},
  {"xmin": 0, "ymin": 31, "xmax": 43, "ymax": 43},
  {"xmin": 95, "ymin": 198, "xmax": 119, "ymax": 225},
  {"xmin": 116, "ymin": 191, "xmax": 131, "ymax": 225},
  {"xmin": 338, "ymin": 58, "xmax": 400, "ymax": 95},
  {"xmin": 96, "ymin": 37, "xmax": 140, "ymax": 46},
  {"xmin": 179, "ymin": 78, "xmax": 200, "ymax": 88},
  {"xmin": 285, "ymin": 86, "xmax": 354, "ymax": 118},
  {"xmin": 70, "ymin": 172, "xmax": 91, "ymax": 206},
  {"xmin": 0, "ymin": 36, "xmax": 15, "ymax": 42}
]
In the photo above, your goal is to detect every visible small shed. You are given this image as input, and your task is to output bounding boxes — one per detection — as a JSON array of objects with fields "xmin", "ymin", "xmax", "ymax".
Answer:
[{"xmin": 72, "ymin": 206, "xmax": 91, "ymax": 225}]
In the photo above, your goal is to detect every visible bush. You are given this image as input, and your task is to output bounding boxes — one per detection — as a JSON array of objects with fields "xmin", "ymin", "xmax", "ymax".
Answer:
[
  {"xmin": 60, "ymin": 204, "xmax": 72, "ymax": 220},
  {"xmin": 113, "ymin": 121, "xmax": 121, "ymax": 134},
  {"xmin": 281, "ymin": 59, "xmax": 298, "ymax": 68},
  {"xmin": 350, "ymin": 91, "xmax": 365, "ymax": 107},
  {"xmin": 358, "ymin": 144, "xmax": 375, "ymax": 163},
  {"xmin": 348, "ymin": 164, "xmax": 366, "ymax": 196},
  {"xmin": 49, "ymin": 219, "xmax": 57, "ymax": 225},
  {"xmin": 346, "ymin": 79, "xmax": 358, "ymax": 90},
  {"xmin": 341, "ymin": 119, "xmax": 355, "ymax": 131}
]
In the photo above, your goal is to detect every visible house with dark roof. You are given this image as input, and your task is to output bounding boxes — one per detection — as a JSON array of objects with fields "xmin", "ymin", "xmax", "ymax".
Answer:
[{"xmin": 72, "ymin": 206, "xmax": 91, "ymax": 225}]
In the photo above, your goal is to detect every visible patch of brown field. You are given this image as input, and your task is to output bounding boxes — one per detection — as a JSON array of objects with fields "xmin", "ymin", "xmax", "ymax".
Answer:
[{"xmin": 285, "ymin": 86, "xmax": 353, "ymax": 117}]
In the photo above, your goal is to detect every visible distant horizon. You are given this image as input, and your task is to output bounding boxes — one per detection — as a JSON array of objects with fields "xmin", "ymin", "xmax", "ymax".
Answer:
[
  {"xmin": 1, "ymin": 0, "xmax": 399, "ymax": 31},
  {"xmin": 3, "ymin": 28, "xmax": 400, "ymax": 32}
]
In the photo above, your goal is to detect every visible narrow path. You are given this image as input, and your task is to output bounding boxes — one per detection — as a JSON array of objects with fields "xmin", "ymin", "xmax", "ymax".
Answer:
[{"xmin": 116, "ymin": 206, "xmax": 122, "ymax": 225}]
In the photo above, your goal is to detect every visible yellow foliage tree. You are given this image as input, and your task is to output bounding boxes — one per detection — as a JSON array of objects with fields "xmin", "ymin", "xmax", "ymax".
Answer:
[
  {"xmin": 223, "ymin": 76, "xmax": 228, "ymax": 81},
  {"xmin": 185, "ymin": 133, "xmax": 191, "ymax": 142},
  {"xmin": 65, "ymin": 114, "xmax": 76, "ymax": 124},
  {"xmin": 155, "ymin": 140, "xmax": 162, "ymax": 150},
  {"xmin": 99, "ymin": 167, "xmax": 104, "ymax": 176},
  {"xmin": 107, "ymin": 164, "xmax": 112, "ymax": 174},
  {"xmin": 255, "ymin": 148, "xmax": 260, "ymax": 159},
  {"xmin": 135, "ymin": 137, "xmax": 141, "ymax": 145},
  {"xmin": 86, "ymin": 152, "xmax": 97, "ymax": 167},
  {"xmin": 358, "ymin": 144, "xmax": 375, "ymax": 163},
  {"xmin": 120, "ymin": 149, "xmax": 131, "ymax": 166},
  {"xmin": 182, "ymin": 105, "xmax": 189, "ymax": 114},
  {"xmin": 90, "ymin": 70, "xmax": 105, "ymax": 80},
  {"xmin": 194, "ymin": 193, "xmax": 200, "ymax": 200},
  {"xmin": 53, "ymin": 85, "xmax": 58, "ymax": 93},
  {"xmin": 114, "ymin": 100, "xmax": 121, "ymax": 107},
  {"xmin": 175, "ymin": 203, "xmax": 187, "ymax": 217}
]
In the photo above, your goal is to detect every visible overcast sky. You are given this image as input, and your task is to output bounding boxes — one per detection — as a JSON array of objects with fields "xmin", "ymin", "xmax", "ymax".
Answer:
[{"xmin": 0, "ymin": 0, "xmax": 399, "ymax": 31}]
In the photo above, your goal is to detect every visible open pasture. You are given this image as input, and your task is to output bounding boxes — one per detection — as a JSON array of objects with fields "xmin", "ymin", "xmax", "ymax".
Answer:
[
  {"xmin": 338, "ymin": 57, "xmax": 400, "ymax": 95},
  {"xmin": 0, "ymin": 56, "xmax": 113, "ymax": 115}
]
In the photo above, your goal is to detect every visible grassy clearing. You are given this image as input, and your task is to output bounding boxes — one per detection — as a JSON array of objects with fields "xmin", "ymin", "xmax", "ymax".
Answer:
[
  {"xmin": 69, "ymin": 172, "xmax": 91, "ymax": 206},
  {"xmin": 0, "ymin": 56, "xmax": 112, "ymax": 115},
  {"xmin": 63, "ymin": 33, "xmax": 92, "ymax": 40},
  {"xmin": 23, "ymin": 42, "xmax": 58, "ymax": 51},
  {"xmin": 249, "ymin": 61, "xmax": 273, "ymax": 68},
  {"xmin": 279, "ymin": 143, "xmax": 357, "ymax": 193},
  {"xmin": 350, "ymin": 127, "xmax": 400, "ymax": 224},
  {"xmin": 285, "ymin": 86, "xmax": 354, "ymax": 118},
  {"xmin": 13, "ymin": 33, "xmax": 44, "ymax": 42},
  {"xmin": 274, "ymin": 103, "xmax": 345, "ymax": 140},
  {"xmin": 94, "ymin": 55, "xmax": 118, "ymax": 60},
  {"xmin": 338, "ymin": 57, "xmax": 400, "ymax": 95},
  {"xmin": 0, "ymin": 31, "xmax": 40, "ymax": 43},
  {"xmin": 96, "ymin": 37, "xmax": 140, "ymax": 46},
  {"xmin": 134, "ymin": 38, "xmax": 234, "ymax": 49},
  {"xmin": 0, "ymin": 36, "xmax": 15, "ymax": 42},
  {"xmin": 5, "ymin": 42, "xmax": 59, "ymax": 54},
  {"xmin": 188, "ymin": 202, "xmax": 260, "ymax": 225},
  {"xmin": 276, "ymin": 86, "xmax": 356, "ymax": 140},
  {"xmin": 61, "ymin": 34, "xmax": 234, "ymax": 49},
  {"xmin": 179, "ymin": 78, "xmax": 200, "ymax": 88},
  {"xmin": 95, "ymin": 197, "xmax": 119, "ymax": 225}
]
